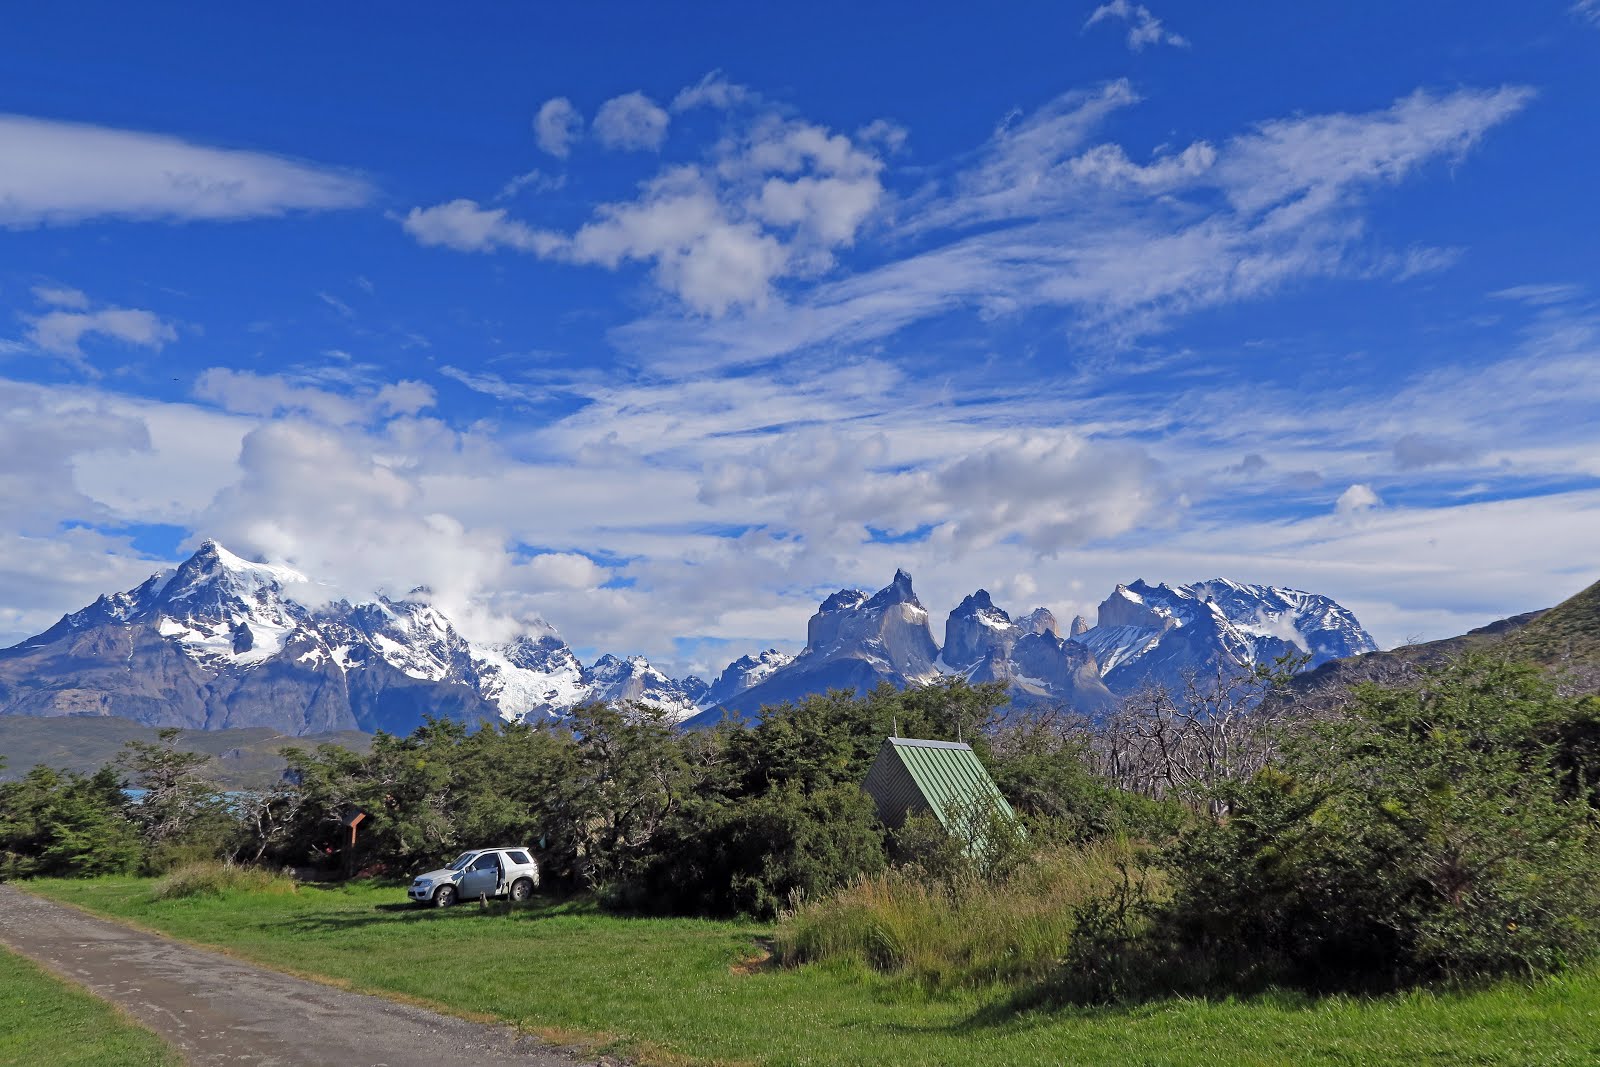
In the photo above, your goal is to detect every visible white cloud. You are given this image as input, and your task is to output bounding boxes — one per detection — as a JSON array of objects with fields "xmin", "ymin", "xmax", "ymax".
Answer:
[
  {"xmin": 400, "ymin": 199, "xmax": 566, "ymax": 254},
  {"xmin": 1574, "ymin": 0, "xmax": 1600, "ymax": 27},
  {"xmin": 32, "ymin": 286, "xmax": 89, "ymax": 309},
  {"xmin": 1335, "ymin": 483, "xmax": 1383, "ymax": 515},
  {"xmin": 671, "ymin": 72, "xmax": 753, "ymax": 112},
  {"xmin": 0, "ymin": 114, "xmax": 370, "ymax": 228},
  {"xmin": 496, "ymin": 168, "xmax": 564, "ymax": 201},
  {"xmin": 1215, "ymin": 86, "xmax": 1534, "ymax": 216},
  {"xmin": 405, "ymin": 107, "xmax": 887, "ymax": 316},
  {"xmin": 610, "ymin": 83, "xmax": 1532, "ymax": 372},
  {"xmin": 593, "ymin": 92, "xmax": 671, "ymax": 151},
  {"xmin": 524, "ymin": 552, "xmax": 608, "ymax": 590},
  {"xmin": 193, "ymin": 368, "xmax": 435, "ymax": 425},
  {"xmin": 534, "ymin": 97, "xmax": 582, "ymax": 158},
  {"xmin": 25, "ymin": 305, "xmax": 177, "ymax": 361},
  {"xmin": 1084, "ymin": 1, "xmax": 1189, "ymax": 50}
]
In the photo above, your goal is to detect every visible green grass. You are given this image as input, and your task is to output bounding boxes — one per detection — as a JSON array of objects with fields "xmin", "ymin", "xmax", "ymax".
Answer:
[
  {"xmin": 27, "ymin": 877, "xmax": 1600, "ymax": 1067},
  {"xmin": 0, "ymin": 946, "xmax": 179, "ymax": 1067}
]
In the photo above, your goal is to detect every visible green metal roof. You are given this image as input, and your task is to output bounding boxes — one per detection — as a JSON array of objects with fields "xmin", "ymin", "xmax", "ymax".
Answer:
[{"xmin": 861, "ymin": 737, "xmax": 1015, "ymax": 830}]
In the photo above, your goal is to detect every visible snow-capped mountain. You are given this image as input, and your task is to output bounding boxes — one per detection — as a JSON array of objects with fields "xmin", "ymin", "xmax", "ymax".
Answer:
[
  {"xmin": 696, "ymin": 649, "xmax": 794, "ymax": 711},
  {"xmin": 1073, "ymin": 578, "xmax": 1378, "ymax": 696},
  {"xmin": 0, "ymin": 541, "xmax": 708, "ymax": 734},
  {"xmin": 684, "ymin": 569, "xmax": 942, "ymax": 726},
  {"xmin": 938, "ymin": 590, "xmax": 1115, "ymax": 715},
  {"xmin": 1, "ymin": 541, "xmax": 1379, "ymax": 735}
]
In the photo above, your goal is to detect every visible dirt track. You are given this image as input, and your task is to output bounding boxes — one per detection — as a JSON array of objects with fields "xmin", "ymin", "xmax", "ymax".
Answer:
[{"xmin": 0, "ymin": 884, "xmax": 597, "ymax": 1066}]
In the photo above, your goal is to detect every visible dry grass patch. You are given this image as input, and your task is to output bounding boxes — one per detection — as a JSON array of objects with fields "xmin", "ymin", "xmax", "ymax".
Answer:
[
  {"xmin": 150, "ymin": 861, "xmax": 298, "ymax": 901},
  {"xmin": 775, "ymin": 838, "xmax": 1158, "ymax": 989}
]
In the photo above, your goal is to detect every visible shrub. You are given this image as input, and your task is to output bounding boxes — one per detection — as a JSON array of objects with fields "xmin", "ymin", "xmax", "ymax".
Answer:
[
  {"xmin": 1161, "ymin": 656, "xmax": 1600, "ymax": 988},
  {"xmin": 150, "ymin": 861, "xmax": 297, "ymax": 901},
  {"xmin": 776, "ymin": 838, "xmax": 1155, "ymax": 989},
  {"xmin": 0, "ymin": 767, "xmax": 141, "ymax": 879}
]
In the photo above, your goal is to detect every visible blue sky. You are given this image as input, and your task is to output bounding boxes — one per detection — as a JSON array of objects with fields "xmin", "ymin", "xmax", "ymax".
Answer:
[{"xmin": 3, "ymin": 2, "xmax": 1599, "ymax": 675}]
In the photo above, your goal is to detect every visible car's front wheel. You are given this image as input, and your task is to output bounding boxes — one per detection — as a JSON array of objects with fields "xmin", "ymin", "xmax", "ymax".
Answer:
[
  {"xmin": 433, "ymin": 885, "xmax": 458, "ymax": 908},
  {"xmin": 509, "ymin": 877, "xmax": 533, "ymax": 903}
]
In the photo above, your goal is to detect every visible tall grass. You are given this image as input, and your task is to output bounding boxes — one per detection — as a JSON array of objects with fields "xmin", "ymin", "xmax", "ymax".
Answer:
[
  {"xmin": 150, "ymin": 860, "xmax": 298, "ymax": 901},
  {"xmin": 776, "ymin": 838, "xmax": 1160, "ymax": 990}
]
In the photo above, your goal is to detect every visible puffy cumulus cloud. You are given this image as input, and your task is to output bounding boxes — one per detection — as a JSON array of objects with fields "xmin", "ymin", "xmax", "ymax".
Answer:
[
  {"xmin": 400, "ymin": 199, "xmax": 565, "ymax": 254},
  {"xmin": 0, "ymin": 379, "xmax": 151, "ymax": 534},
  {"xmin": 929, "ymin": 434, "xmax": 1168, "ymax": 552},
  {"xmin": 374, "ymin": 380, "xmax": 437, "ymax": 417},
  {"xmin": 565, "ymin": 114, "xmax": 887, "ymax": 314},
  {"xmin": 522, "ymin": 551, "xmax": 609, "ymax": 590},
  {"xmin": 196, "ymin": 420, "xmax": 516, "ymax": 636},
  {"xmin": 1336, "ymin": 483, "xmax": 1383, "ymax": 515},
  {"xmin": 699, "ymin": 422, "xmax": 1169, "ymax": 558},
  {"xmin": 1084, "ymin": 1, "xmax": 1189, "ymax": 50},
  {"xmin": 534, "ymin": 97, "xmax": 583, "ymax": 158},
  {"xmin": 0, "ymin": 113, "xmax": 369, "ymax": 228},
  {"xmin": 403, "ymin": 91, "xmax": 887, "ymax": 316},
  {"xmin": 593, "ymin": 91, "xmax": 670, "ymax": 151},
  {"xmin": 25, "ymin": 306, "xmax": 176, "ymax": 361},
  {"xmin": 570, "ymin": 166, "xmax": 790, "ymax": 315}
]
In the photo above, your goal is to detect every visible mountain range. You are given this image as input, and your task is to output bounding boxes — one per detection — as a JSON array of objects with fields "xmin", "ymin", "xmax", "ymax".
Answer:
[{"xmin": 0, "ymin": 540, "xmax": 1377, "ymax": 735}]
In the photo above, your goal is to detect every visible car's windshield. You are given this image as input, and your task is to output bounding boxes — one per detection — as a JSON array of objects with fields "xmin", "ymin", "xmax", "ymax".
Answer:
[{"xmin": 447, "ymin": 852, "xmax": 479, "ymax": 872}]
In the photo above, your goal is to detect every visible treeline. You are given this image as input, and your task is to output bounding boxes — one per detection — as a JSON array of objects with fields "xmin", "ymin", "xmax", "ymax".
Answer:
[
  {"xmin": 0, "ymin": 678, "xmax": 1165, "ymax": 915},
  {"xmin": 5, "ymin": 655, "xmax": 1600, "ymax": 995}
]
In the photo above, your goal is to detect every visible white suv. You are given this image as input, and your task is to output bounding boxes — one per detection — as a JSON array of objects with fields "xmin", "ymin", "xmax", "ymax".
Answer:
[{"xmin": 408, "ymin": 847, "xmax": 540, "ymax": 907}]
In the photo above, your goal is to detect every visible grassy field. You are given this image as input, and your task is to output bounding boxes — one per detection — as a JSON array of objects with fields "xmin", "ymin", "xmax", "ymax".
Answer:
[
  {"xmin": 0, "ymin": 946, "xmax": 178, "ymax": 1067},
  {"xmin": 27, "ymin": 877, "xmax": 1600, "ymax": 1067}
]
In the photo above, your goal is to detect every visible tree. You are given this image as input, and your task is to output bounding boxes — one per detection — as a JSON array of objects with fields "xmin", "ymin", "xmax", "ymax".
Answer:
[
  {"xmin": 1165, "ymin": 655, "xmax": 1600, "ymax": 985},
  {"xmin": 0, "ymin": 766, "xmax": 141, "ymax": 878},
  {"xmin": 1097, "ymin": 653, "xmax": 1308, "ymax": 810},
  {"xmin": 116, "ymin": 728, "xmax": 231, "ymax": 869}
]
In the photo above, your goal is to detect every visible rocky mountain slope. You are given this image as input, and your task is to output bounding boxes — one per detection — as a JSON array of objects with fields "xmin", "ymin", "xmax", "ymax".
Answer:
[
  {"xmin": 2, "ymin": 540, "xmax": 1382, "ymax": 735},
  {"xmin": 0, "ymin": 542, "xmax": 707, "ymax": 734},
  {"xmin": 1074, "ymin": 578, "xmax": 1376, "ymax": 697},
  {"xmin": 1290, "ymin": 577, "xmax": 1600, "ymax": 706}
]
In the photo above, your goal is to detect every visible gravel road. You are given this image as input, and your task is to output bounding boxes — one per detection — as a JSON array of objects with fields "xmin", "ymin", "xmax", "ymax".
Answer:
[{"xmin": 0, "ymin": 884, "xmax": 599, "ymax": 1066}]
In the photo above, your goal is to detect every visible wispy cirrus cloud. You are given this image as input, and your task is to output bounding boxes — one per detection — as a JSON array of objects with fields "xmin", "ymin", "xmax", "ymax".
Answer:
[
  {"xmin": 0, "ymin": 114, "xmax": 370, "ymax": 228},
  {"xmin": 1084, "ymin": 1, "xmax": 1189, "ymax": 51},
  {"xmin": 601, "ymin": 82, "xmax": 1531, "ymax": 374}
]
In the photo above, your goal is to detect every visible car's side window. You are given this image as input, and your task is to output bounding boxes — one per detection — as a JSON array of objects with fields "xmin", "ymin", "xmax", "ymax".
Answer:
[
  {"xmin": 471, "ymin": 854, "xmax": 498, "ymax": 871},
  {"xmin": 507, "ymin": 851, "xmax": 530, "ymax": 866}
]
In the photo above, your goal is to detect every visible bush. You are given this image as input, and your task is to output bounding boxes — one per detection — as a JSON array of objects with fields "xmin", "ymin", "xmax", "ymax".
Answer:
[
  {"xmin": 776, "ymin": 838, "xmax": 1155, "ymax": 989},
  {"xmin": 634, "ymin": 781, "xmax": 887, "ymax": 918},
  {"xmin": 1161, "ymin": 656, "xmax": 1600, "ymax": 988},
  {"xmin": 0, "ymin": 767, "xmax": 141, "ymax": 879},
  {"xmin": 150, "ymin": 861, "xmax": 297, "ymax": 901}
]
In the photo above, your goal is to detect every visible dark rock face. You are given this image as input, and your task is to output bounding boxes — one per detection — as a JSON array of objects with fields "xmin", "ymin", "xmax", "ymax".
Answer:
[
  {"xmin": 688, "ymin": 570, "xmax": 942, "ymax": 726},
  {"xmin": 942, "ymin": 593, "xmax": 1114, "ymax": 717}
]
